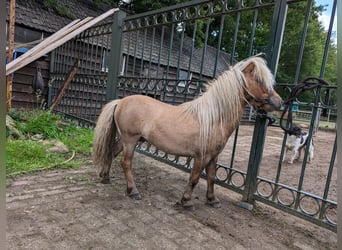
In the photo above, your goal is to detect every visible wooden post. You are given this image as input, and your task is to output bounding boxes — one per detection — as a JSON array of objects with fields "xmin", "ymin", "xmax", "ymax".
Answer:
[
  {"xmin": 6, "ymin": 0, "xmax": 15, "ymax": 112},
  {"xmin": 50, "ymin": 60, "xmax": 80, "ymax": 111}
]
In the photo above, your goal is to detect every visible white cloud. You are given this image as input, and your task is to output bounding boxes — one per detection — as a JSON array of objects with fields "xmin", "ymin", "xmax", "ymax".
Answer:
[
  {"xmin": 318, "ymin": 12, "xmax": 336, "ymax": 31},
  {"xmin": 318, "ymin": 12, "xmax": 337, "ymax": 44}
]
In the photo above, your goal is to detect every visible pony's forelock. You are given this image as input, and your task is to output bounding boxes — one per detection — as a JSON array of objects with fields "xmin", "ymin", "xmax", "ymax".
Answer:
[{"xmin": 237, "ymin": 57, "xmax": 275, "ymax": 91}]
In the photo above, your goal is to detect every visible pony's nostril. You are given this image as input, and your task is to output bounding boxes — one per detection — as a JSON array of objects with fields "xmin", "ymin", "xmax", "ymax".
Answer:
[
  {"xmin": 277, "ymin": 101, "xmax": 283, "ymax": 110},
  {"xmin": 277, "ymin": 99, "xmax": 283, "ymax": 108}
]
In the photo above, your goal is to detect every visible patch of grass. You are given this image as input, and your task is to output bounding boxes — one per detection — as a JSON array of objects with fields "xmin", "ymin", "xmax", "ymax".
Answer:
[
  {"xmin": 6, "ymin": 139, "xmax": 76, "ymax": 176},
  {"xmin": 6, "ymin": 109, "xmax": 94, "ymax": 177},
  {"xmin": 57, "ymin": 125, "xmax": 94, "ymax": 156},
  {"xmin": 16, "ymin": 110, "xmax": 61, "ymax": 138}
]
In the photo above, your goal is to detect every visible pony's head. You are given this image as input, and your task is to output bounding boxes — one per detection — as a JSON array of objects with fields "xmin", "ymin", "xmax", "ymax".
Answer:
[{"xmin": 238, "ymin": 57, "xmax": 283, "ymax": 112}]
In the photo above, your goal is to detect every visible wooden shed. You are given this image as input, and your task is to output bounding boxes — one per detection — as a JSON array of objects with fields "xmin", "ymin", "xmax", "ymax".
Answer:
[{"xmin": 5, "ymin": 0, "xmax": 112, "ymax": 109}]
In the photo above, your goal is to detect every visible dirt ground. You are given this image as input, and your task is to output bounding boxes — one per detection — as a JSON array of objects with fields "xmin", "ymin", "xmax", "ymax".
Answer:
[
  {"xmin": 6, "ymin": 125, "xmax": 337, "ymax": 249},
  {"xmin": 219, "ymin": 125, "xmax": 337, "ymax": 208}
]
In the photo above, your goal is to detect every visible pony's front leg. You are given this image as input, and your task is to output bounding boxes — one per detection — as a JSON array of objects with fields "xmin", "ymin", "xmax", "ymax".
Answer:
[
  {"xmin": 121, "ymin": 144, "xmax": 141, "ymax": 200},
  {"xmin": 99, "ymin": 140, "xmax": 123, "ymax": 184},
  {"xmin": 205, "ymin": 157, "xmax": 221, "ymax": 208},
  {"xmin": 181, "ymin": 158, "xmax": 205, "ymax": 210}
]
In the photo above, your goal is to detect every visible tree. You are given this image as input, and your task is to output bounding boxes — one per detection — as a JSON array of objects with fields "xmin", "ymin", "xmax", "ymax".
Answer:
[
  {"xmin": 277, "ymin": 2, "xmax": 336, "ymax": 82},
  {"xmin": 275, "ymin": 1, "xmax": 336, "ymax": 106},
  {"xmin": 125, "ymin": 0, "xmax": 336, "ymax": 83}
]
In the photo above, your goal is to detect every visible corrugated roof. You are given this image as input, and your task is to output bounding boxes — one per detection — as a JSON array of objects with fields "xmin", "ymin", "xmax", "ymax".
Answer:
[
  {"xmin": 6, "ymin": 0, "xmax": 112, "ymax": 33},
  {"xmin": 122, "ymin": 27, "xmax": 233, "ymax": 77}
]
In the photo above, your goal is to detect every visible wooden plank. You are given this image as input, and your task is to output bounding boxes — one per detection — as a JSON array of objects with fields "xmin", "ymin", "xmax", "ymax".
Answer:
[
  {"xmin": 11, "ymin": 91, "xmax": 44, "ymax": 110},
  {"xmin": 6, "ymin": 8, "xmax": 118, "ymax": 75},
  {"xmin": 14, "ymin": 37, "xmax": 44, "ymax": 50},
  {"xmin": 7, "ymin": 16, "xmax": 93, "ymax": 74},
  {"xmin": 12, "ymin": 101, "xmax": 37, "ymax": 109},
  {"xmin": 6, "ymin": 19, "xmax": 81, "ymax": 73},
  {"xmin": 13, "ymin": 73, "xmax": 48, "ymax": 84},
  {"xmin": 7, "ymin": 0, "xmax": 15, "ymax": 111},
  {"xmin": 13, "ymin": 67, "xmax": 40, "ymax": 76},
  {"xmin": 25, "ymin": 8, "xmax": 118, "ymax": 59},
  {"xmin": 6, "ymin": 18, "xmax": 87, "ymax": 75},
  {"xmin": 11, "ymin": 92, "xmax": 37, "ymax": 102},
  {"xmin": 12, "ymin": 83, "xmax": 33, "ymax": 93}
]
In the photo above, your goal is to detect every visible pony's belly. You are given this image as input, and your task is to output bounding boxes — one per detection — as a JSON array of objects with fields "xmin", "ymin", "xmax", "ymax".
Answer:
[{"xmin": 145, "ymin": 135, "xmax": 197, "ymax": 157}]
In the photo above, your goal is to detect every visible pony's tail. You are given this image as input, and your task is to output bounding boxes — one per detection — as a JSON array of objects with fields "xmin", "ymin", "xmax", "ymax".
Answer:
[{"xmin": 92, "ymin": 100, "xmax": 119, "ymax": 171}]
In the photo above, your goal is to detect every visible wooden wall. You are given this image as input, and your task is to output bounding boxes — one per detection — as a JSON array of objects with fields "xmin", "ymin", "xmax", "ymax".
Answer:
[{"xmin": 11, "ymin": 55, "xmax": 50, "ymax": 109}]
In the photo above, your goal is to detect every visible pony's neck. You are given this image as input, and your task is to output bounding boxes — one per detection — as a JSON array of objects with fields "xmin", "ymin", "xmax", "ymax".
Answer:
[
  {"xmin": 184, "ymin": 67, "xmax": 247, "ymax": 125},
  {"xmin": 180, "ymin": 67, "xmax": 247, "ymax": 155}
]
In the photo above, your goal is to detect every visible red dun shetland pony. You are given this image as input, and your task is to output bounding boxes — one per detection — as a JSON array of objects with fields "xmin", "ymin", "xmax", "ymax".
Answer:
[{"xmin": 93, "ymin": 57, "xmax": 282, "ymax": 209}]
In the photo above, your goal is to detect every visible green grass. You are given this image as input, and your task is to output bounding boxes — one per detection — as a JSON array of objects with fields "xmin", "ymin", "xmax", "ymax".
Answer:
[{"xmin": 6, "ymin": 109, "xmax": 94, "ymax": 177}]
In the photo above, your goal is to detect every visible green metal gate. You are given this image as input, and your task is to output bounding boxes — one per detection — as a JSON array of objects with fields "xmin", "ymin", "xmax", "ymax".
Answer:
[{"xmin": 49, "ymin": 0, "xmax": 337, "ymax": 231}]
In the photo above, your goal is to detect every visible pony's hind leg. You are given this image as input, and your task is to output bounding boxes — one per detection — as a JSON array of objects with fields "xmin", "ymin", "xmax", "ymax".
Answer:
[
  {"xmin": 121, "ymin": 142, "xmax": 141, "ymax": 200},
  {"xmin": 205, "ymin": 157, "xmax": 221, "ymax": 208},
  {"xmin": 99, "ymin": 139, "xmax": 123, "ymax": 184}
]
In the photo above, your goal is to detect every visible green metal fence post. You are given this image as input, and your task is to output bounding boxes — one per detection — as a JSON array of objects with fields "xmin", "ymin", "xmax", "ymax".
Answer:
[
  {"xmin": 240, "ymin": 0, "xmax": 288, "ymax": 207},
  {"xmin": 240, "ymin": 111, "xmax": 270, "ymax": 208},
  {"xmin": 107, "ymin": 10, "xmax": 126, "ymax": 101},
  {"xmin": 266, "ymin": 0, "xmax": 288, "ymax": 75}
]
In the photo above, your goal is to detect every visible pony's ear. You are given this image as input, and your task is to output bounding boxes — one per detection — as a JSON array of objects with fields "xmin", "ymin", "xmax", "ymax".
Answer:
[
  {"xmin": 242, "ymin": 61, "xmax": 255, "ymax": 79},
  {"xmin": 242, "ymin": 61, "xmax": 255, "ymax": 75}
]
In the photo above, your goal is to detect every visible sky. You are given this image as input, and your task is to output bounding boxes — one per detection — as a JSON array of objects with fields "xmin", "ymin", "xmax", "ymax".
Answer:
[{"xmin": 315, "ymin": 0, "xmax": 337, "ymax": 34}]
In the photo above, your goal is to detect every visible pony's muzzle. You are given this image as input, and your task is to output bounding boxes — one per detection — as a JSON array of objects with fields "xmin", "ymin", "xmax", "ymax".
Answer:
[
  {"xmin": 262, "ymin": 94, "xmax": 283, "ymax": 112},
  {"xmin": 270, "ymin": 95, "xmax": 283, "ymax": 110}
]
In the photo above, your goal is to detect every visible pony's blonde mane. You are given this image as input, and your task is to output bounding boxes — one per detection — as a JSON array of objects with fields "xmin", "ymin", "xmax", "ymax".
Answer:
[{"xmin": 181, "ymin": 57, "xmax": 274, "ymax": 156}]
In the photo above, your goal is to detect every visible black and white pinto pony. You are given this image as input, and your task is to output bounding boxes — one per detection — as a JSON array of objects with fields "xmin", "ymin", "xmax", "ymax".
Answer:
[{"xmin": 93, "ymin": 56, "xmax": 283, "ymax": 210}]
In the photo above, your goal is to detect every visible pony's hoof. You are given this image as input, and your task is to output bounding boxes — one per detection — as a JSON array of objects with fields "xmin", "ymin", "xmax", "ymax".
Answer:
[
  {"xmin": 181, "ymin": 199, "xmax": 195, "ymax": 211},
  {"xmin": 206, "ymin": 197, "xmax": 221, "ymax": 208},
  {"xmin": 101, "ymin": 178, "xmax": 110, "ymax": 184},
  {"xmin": 207, "ymin": 201, "xmax": 221, "ymax": 208},
  {"xmin": 129, "ymin": 193, "xmax": 142, "ymax": 200}
]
